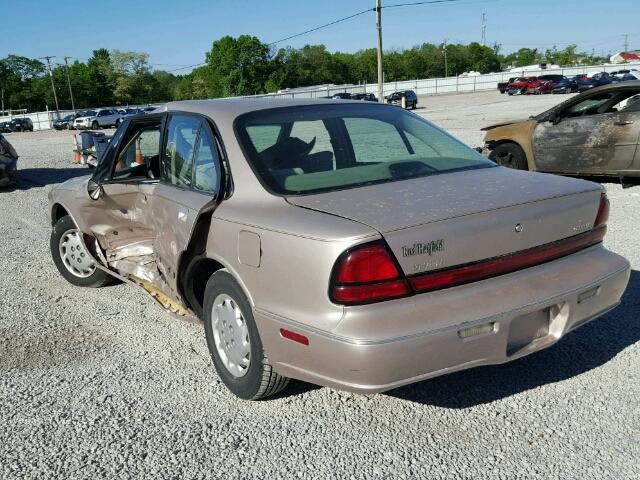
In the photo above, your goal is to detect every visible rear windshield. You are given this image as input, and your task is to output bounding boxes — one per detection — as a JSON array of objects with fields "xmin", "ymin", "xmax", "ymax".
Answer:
[{"xmin": 235, "ymin": 103, "xmax": 493, "ymax": 195}]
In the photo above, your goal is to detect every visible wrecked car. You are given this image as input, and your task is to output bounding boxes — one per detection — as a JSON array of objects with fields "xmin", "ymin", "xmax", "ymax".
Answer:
[
  {"xmin": 48, "ymin": 98, "xmax": 630, "ymax": 400},
  {"xmin": 482, "ymin": 81, "xmax": 640, "ymax": 181},
  {"xmin": 0, "ymin": 133, "xmax": 18, "ymax": 188},
  {"xmin": 506, "ymin": 77, "xmax": 542, "ymax": 95}
]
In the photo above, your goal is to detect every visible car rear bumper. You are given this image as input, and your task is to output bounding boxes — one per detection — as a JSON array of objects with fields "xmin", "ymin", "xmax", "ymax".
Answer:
[{"xmin": 255, "ymin": 245, "xmax": 630, "ymax": 394}]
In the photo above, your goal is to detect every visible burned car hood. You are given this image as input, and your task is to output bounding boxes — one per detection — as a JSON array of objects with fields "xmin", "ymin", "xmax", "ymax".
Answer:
[
  {"xmin": 480, "ymin": 118, "xmax": 530, "ymax": 131},
  {"xmin": 286, "ymin": 167, "xmax": 599, "ymax": 233}
]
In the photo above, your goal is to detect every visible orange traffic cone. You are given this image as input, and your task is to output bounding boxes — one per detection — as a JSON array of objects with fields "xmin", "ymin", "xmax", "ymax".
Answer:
[
  {"xmin": 135, "ymin": 139, "xmax": 143, "ymax": 165},
  {"xmin": 73, "ymin": 134, "xmax": 81, "ymax": 164}
]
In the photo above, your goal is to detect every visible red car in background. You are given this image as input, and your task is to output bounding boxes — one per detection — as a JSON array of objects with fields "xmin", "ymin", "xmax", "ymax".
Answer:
[
  {"xmin": 533, "ymin": 74, "xmax": 566, "ymax": 94},
  {"xmin": 506, "ymin": 76, "xmax": 543, "ymax": 95}
]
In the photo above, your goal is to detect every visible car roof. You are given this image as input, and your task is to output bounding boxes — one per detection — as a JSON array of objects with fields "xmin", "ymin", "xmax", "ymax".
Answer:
[{"xmin": 164, "ymin": 97, "xmax": 379, "ymax": 121}]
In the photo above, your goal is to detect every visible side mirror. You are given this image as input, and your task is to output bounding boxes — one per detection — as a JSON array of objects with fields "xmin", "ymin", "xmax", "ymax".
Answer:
[
  {"xmin": 87, "ymin": 179, "xmax": 103, "ymax": 200},
  {"xmin": 549, "ymin": 113, "xmax": 562, "ymax": 125}
]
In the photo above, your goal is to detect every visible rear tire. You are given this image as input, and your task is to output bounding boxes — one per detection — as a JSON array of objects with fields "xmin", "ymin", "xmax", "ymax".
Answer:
[
  {"xmin": 50, "ymin": 215, "xmax": 113, "ymax": 288},
  {"xmin": 203, "ymin": 270, "xmax": 289, "ymax": 400},
  {"xmin": 488, "ymin": 143, "xmax": 529, "ymax": 170}
]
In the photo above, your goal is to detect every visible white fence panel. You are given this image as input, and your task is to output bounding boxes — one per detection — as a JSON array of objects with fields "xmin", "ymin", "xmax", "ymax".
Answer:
[{"xmin": 0, "ymin": 110, "xmax": 75, "ymax": 131}]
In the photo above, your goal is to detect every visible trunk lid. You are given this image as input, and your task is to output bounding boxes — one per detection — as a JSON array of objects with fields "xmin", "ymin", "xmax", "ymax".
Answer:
[{"xmin": 287, "ymin": 167, "xmax": 602, "ymax": 276}]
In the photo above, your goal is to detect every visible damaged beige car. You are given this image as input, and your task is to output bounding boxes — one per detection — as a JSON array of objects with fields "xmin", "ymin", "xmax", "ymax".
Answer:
[
  {"xmin": 482, "ymin": 81, "xmax": 640, "ymax": 182},
  {"xmin": 49, "ymin": 99, "xmax": 629, "ymax": 400}
]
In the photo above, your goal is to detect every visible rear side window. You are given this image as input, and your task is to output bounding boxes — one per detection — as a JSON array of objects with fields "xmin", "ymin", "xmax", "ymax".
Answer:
[{"xmin": 163, "ymin": 115, "xmax": 200, "ymax": 187}]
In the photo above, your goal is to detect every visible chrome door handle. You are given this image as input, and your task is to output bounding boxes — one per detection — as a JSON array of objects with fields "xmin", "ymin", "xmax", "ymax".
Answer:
[{"xmin": 614, "ymin": 120, "xmax": 633, "ymax": 125}]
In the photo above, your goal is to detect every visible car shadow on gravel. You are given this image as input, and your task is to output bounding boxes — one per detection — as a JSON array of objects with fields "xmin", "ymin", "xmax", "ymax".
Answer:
[
  {"xmin": 388, "ymin": 269, "xmax": 640, "ymax": 408},
  {"xmin": 9, "ymin": 167, "xmax": 90, "ymax": 190}
]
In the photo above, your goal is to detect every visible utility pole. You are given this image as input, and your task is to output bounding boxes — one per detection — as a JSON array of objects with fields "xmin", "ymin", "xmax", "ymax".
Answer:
[
  {"xmin": 375, "ymin": 0, "xmax": 384, "ymax": 103},
  {"xmin": 622, "ymin": 34, "xmax": 630, "ymax": 53},
  {"xmin": 443, "ymin": 39, "xmax": 448, "ymax": 77},
  {"xmin": 1, "ymin": 88, "xmax": 4, "ymax": 116},
  {"xmin": 63, "ymin": 56, "xmax": 76, "ymax": 112},
  {"xmin": 481, "ymin": 13, "xmax": 486, "ymax": 46},
  {"xmin": 40, "ymin": 56, "xmax": 60, "ymax": 113}
]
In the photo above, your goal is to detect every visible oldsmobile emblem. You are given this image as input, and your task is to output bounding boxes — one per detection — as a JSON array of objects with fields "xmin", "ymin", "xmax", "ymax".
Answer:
[{"xmin": 402, "ymin": 239, "xmax": 445, "ymax": 257}]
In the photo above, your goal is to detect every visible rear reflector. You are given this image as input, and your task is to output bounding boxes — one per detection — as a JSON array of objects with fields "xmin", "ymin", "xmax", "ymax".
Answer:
[
  {"xmin": 280, "ymin": 328, "xmax": 309, "ymax": 346},
  {"xmin": 409, "ymin": 226, "xmax": 606, "ymax": 294}
]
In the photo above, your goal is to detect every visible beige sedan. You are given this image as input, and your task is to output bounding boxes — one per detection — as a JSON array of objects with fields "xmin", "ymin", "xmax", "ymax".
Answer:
[{"xmin": 48, "ymin": 98, "xmax": 630, "ymax": 400}]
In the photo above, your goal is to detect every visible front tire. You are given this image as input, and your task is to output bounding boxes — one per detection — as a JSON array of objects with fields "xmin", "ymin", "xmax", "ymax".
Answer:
[
  {"xmin": 204, "ymin": 270, "xmax": 289, "ymax": 400},
  {"xmin": 50, "ymin": 215, "xmax": 113, "ymax": 288},
  {"xmin": 488, "ymin": 142, "xmax": 528, "ymax": 170},
  {"xmin": 91, "ymin": 121, "xmax": 99, "ymax": 130}
]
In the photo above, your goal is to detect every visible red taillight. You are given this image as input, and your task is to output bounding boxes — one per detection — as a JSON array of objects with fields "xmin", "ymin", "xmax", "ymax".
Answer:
[
  {"xmin": 409, "ymin": 227, "xmax": 606, "ymax": 294},
  {"xmin": 335, "ymin": 244, "xmax": 400, "ymax": 283},
  {"xmin": 594, "ymin": 193, "xmax": 609, "ymax": 228},
  {"xmin": 331, "ymin": 242, "xmax": 410, "ymax": 305}
]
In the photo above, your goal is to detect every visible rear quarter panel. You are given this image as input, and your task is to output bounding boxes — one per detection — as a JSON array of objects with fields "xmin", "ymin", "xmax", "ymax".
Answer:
[{"xmin": 205, "ymin": 198, "xmax": 378, "ymax": 332}]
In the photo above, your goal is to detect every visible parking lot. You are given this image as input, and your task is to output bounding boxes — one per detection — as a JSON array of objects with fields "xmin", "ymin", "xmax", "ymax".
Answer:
[{"xmin": 1, "ymin": 91, "xmax": 638, "ymax": 479}]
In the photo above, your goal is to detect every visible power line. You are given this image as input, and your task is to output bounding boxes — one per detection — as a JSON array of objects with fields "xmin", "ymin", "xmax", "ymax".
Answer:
[
  {"xmin": 383, "ymin": 0, "xmax": 460, "ymax": 7},
  {"xmin": 166, "ymin": 62, "xmax": 207, "ymax": 73},
  {"xmin": 267, "ymin": 8, "xmax": 372, "ymax": 46},
  {"xmin": 266, "ymin": 0, "xmax": 467, "ymax": 47}
]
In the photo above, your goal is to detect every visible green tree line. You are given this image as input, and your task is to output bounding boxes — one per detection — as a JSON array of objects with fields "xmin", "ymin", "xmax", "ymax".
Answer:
[{"xmin": 0, "ymin": 39, "xmax": 608, "ymax": 112}]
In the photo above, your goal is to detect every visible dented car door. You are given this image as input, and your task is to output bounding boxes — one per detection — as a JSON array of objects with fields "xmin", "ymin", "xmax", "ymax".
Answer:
[
  {"xmin": 137, "ymin": 113, "xmax": 221, "ymax": 302},
  {"xmin": 80, "ymin": 117, "xmax": 163, "ymax": 279},
  {"xmin": 532, "ymin": 91, "xmax": 640, "ymax": 174}
]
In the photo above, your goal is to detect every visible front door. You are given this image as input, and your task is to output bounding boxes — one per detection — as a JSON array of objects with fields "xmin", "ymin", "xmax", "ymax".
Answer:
[
  {"xmin": 532, "ymin": 90, "xmax": 640, "ymax": 174},
  {"xmin": 80, "ymin": 118, "xmax": 163, "ymax": 274}
]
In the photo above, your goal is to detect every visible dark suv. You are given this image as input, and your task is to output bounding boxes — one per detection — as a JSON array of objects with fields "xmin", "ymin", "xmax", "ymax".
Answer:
[
  {"xmin": 9, "ymin": 118, "xmax": 34, "ymax": 132},
  {"xmin": 385, "ymin": 90, "xmax": 418, "ymax": 109},
  {"xmin": 351, "ymin": 93, "xmax": 378, "ymax": 102}
]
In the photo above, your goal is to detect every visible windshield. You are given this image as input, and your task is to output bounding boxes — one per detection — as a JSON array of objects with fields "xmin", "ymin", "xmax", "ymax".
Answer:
[{"xmin": 235, "ymin": 103, "xmax": 493, "ymax": 195}]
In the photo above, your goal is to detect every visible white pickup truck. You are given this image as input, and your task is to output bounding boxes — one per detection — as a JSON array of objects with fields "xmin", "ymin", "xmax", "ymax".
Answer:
[{"xmin": 73, "ymin": 108, "xmax": 123, "ymax": 130}]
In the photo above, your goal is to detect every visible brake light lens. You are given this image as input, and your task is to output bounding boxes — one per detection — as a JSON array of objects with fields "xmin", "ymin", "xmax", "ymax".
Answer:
[
  {"xmin": 331, "ymin": 242, "xmax": 410, "ymax": 305},
  {"xmin": 594, "ymin": 193, "xmax": 609, "ymax": 228}
]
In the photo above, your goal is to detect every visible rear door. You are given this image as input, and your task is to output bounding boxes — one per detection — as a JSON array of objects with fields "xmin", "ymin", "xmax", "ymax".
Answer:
[
  {"xmin": 532, "ymin": 90, "xmax": 639, "ymax": 173},
  {"xmin": 138, "ymin": 113, "xmax": 223, "ymax": 301}
]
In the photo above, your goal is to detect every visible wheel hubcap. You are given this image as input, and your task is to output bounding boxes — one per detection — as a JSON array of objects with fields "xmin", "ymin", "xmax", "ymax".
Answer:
[
  {"xmin": 211, "ymin": 294, "xmax": 250, "ymax": 378},
  {"xmin": 59, "ymin": 229, "xmax": 95, "ymax": 278}
]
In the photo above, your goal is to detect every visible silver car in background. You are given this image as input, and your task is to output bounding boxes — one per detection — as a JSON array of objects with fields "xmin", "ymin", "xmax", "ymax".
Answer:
[{"xmin": 74, "ymin": 108, "xmax": 124, "ymax": 130}]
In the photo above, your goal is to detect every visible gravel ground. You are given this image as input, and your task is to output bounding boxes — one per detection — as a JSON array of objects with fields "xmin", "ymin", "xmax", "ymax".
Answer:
[{"xmin": 1, "ymin": 92, "xmax": 639, "ymax": 479}]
